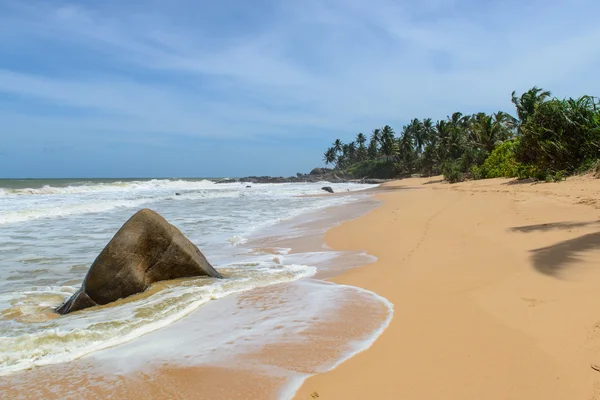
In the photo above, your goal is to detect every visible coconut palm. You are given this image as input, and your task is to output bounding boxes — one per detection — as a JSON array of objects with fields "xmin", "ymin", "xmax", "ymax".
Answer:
[
  {"xmin": 356, "ymin": 133, "xmax": 367, "ymax": 147},
  {"xmin": 511, "ymin": 86, "xmax": 552, "ymax": 125},
  {"xmin": 367, "ymin": 138, "xmax": 378, "ymax": 160},
  {"xmin": 380, "ymin": 125, "xmax": 396, "ymax": 158},
  {"xmin": 368, "ymin": 128, "xmax": 381, "ymax": 159},
  {"xmin": 332, "ymin": 139, "xmax": 343, "ymax": 155},
  {"xmin": 471, "ymin": 113, "xmax": 499, "ymax": 153},
  {"xmin": 356, "ymin": 133, "xmax": 367, "ymax": 160},
  {"xmin": 323, "ymin": 147, "xmax": 337, "ymax": 166},
  {"xmin": 318, "ymin": 86, "xmax": 598, "ymax": 182},
  {"xmin": 421, "ymin": 118, "xmax": 433, "ymax": 148},
  {"xmin": 407, "ymin": 119, "xmax": 426, "ymax": 155},
  {"xmin": 397, "ymin": 126, "xmax": 415, "ymax": 172},
  {"xmin": 448, "ymin": 112, "xmax": 466, "ymax": 127},
  {"xmin": 370, "ymin": 128, "xmax": 381, "ymax": 145}
]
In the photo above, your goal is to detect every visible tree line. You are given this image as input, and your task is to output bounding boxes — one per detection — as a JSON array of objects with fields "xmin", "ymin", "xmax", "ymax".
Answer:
[{"xmin": 323, "ymin": 87, "xmax": 600, "ymax": 182}]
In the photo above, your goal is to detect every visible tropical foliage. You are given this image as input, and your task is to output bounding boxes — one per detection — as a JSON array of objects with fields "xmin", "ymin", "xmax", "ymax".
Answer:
[{"xmin": 322, "ymin": 87, "xmax": 600, "ymax": 182}]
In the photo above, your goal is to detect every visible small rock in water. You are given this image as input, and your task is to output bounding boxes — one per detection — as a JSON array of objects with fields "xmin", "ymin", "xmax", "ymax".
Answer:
[
  {"xmin": 246, "ymin": 185, "xmax": 251, "ymax": 188},
  {"xmin": 175, "ymin": 193, "xmax": 181, "ymax": 196},
  {"xmin": 321, "ymin": 186, "xmax": 334, "ymax": 194},
  {"xmin": 56, "ymin": 209, "xmax": 222, "ymax": 315}
]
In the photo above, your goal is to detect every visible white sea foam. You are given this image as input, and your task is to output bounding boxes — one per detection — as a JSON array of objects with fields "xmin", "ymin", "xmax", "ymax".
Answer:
[
  {"xmin": 281, "ymin": 285, "xmax": 394, "ymax": 399},
  {"xmin": 79, "ymin": 279, "xmax": 394, "ymax": 400},
  {"xmin": 0, "ymin": 179, "xmax": 217, "ymax": 196},
  {"xmin": 0, "ymin": 198, "xmax": 153, "ymax": 225},
  {"xmin": 0, "ymin": 264, "xmax": 317, "ymax": 375},
  {"xmin": 0, "ymin": 179, "xmax": 379, "ymax": 377}
]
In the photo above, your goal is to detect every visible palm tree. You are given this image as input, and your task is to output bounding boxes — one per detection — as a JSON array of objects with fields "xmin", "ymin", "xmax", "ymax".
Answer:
[
  {"xmin": 370, "ymin": 128, "xmax": 381, "ymax": 145},
  {"xmin": 356, "ymin": 133, "xmax": 367, "ymax": 148},
  {"xmin": 368, "ymin": 128, "xmax": 381, "ymax": 160},
  {"xmin": 492, "ymin": 111, "xmax": 517, "ymax": 141},
  {"xmin": 332, "ymin": 139, "xmax": 343, "ymax": 155},
  {"xmin": 356, "ymin": 133, "xmax": 367, "ymax": 160},
  {"xmin": 367, "ymin": 138, "xmax": 378, "ymax": 160},
  {"xmin": 511, "ymin": 86, "xmax": 552, "ymax": 125},
  {"xmin": 323, "ymin": 147, "xmax": 337, "ymax": 166},
  {"xmin": 380, "ymin": 125, "xmax": 396, "ymax": 157},
  {"xmin": 471, "ymin": 113, "xmax": 498, "ymax": 153},
  {"xmin": 397, "ymin": 126, "xmax": 415, "ymax": 173},
  {"xmin": 435, "ymin": 120, "xmax": 452, "ymax": 161},
  {"xmin": 422, "ymin": 118, "xmax": 433, "ymax": 145},
  {"xmin": 407, "ymin": 118, "xmax": 426, "ymax": 155},
  {"xmin": 448, "ymin": 112, "xmax": 466, "ymax": 127}
]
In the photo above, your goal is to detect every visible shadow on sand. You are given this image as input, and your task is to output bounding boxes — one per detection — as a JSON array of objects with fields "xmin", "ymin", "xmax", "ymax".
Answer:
[
  {"xmin": 510, "ymin": 220, "xmax": 600, "ymax": 233},
  {"xmin": 423, "ymin": 179, "xmax": 445, "ymax": 185},
  {"xmin": 530, "ymin": 232, "xmax": 600, "ymax": 277},
  {"xmin": 503, "ymin": 178, "xmax": 539, "ymax": 186}
]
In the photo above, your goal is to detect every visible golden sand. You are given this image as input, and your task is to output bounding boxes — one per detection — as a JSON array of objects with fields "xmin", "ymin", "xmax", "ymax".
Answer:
[{"xmin": 295, "ymin": 175, "xmax": 600, "ymax": 399}]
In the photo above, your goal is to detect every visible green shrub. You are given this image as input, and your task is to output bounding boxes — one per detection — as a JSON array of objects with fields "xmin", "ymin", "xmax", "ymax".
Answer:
[
  {"xmin": 479, "ymin": 139, "xmax": 521, "ymax": 178},
  {"xmin": 443, "ymin": 160, "xmax": 465, "ymax": 183},
  {"xmin": 516, "ymin": 96, "xmax": 600, "ymax": 176},
  {"xmin": 471, "ymin": 165, "xmax": 485, "ymax": 180},
  {"xmin": 344, "ymin": 159, "xmax": 398, "ymax": 179}
]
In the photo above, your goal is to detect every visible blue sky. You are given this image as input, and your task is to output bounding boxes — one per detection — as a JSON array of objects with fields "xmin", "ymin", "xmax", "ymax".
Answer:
[{"xmin": 1, "ymin": 0, "xmax": 599, "ymax": 178}]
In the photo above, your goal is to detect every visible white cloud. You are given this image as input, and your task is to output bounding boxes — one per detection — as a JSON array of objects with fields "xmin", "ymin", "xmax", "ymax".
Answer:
[{"xmin": 0, "ymin": 0, "xmax": 599, "ymax": 146}]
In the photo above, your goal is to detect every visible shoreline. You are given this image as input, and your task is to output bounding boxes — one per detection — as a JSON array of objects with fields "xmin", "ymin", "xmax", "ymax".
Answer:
[
  {"xmin": 10, "ymin": 173, "xmax": 600, "ymax": 399},
  {"xmin": 294, "ymin": 175, "xmax": 600, "ymax": 399},
  {"xmin": 0, "ymin": 185, "xmax": 391, "ymax": 399}
]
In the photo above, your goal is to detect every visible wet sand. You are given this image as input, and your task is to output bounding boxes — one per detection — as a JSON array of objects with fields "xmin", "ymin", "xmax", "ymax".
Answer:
[
  {"xmin": 0, "ymin": 190, "xmax": 390, "ymax": 399},
  {"xmin": 295, "ymin": 175, "xmax": 600, "ymax": 399}
]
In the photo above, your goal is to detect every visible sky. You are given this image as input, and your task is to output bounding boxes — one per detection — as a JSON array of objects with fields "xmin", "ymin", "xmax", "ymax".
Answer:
[{"xmin": 0, "ymin": 0, "xmax": 599, "ymax": 178}]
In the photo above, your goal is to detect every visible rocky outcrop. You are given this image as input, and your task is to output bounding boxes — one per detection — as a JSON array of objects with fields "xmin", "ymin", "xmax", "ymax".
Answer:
[
  {"xmin": 216, "ymin": 174, "xmax": 348, "ymax": 184},
  {"xmin": 56, "ymin": 209, "xmax": 222, "ymax": 315},
  {"xmin": 310, "ymin": 167, "xmax": 332, "ymax": 175},
  {"xmin": 349, "ymin": 178, "xmax": 391, "ymax": 184},
  {"xmin": 321, "ymin": 186, "xmax": 334, "ymax": 193},
  {"xmin": 211, "ymin": 168, "xmax": 394, "ymax": 185}
]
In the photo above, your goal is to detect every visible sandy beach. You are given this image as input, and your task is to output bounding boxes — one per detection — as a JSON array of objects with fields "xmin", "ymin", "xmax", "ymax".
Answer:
[
  {"xmin": 295, "ymin": 175, "xmax": 600, "ymax": 399},
  {"xmin": 5, "ymin": 175, "xmax": 600, "ymax": 399}
]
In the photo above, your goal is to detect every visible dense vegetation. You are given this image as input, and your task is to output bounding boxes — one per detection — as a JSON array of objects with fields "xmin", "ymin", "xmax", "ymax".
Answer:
[{"xmin": 323, "ymin": 87, "xmax": 600, "ymax": 182}]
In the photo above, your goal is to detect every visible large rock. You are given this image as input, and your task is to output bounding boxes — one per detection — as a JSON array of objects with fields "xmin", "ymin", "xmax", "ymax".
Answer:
[
  {"xmin": 56, "ymin": 209, "xmax": 222, "ymax": 315},
  {"xmin": 310, "ymin": 167, "xmax": 332, "ymax": 175}
]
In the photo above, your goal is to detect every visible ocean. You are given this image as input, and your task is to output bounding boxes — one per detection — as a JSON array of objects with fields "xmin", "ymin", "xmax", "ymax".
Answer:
[{"xmin": 0, "ymin": 178, "xmax": 392, "ymax": 398}]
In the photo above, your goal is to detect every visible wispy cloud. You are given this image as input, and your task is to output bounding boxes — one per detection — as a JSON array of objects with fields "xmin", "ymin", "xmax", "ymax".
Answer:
[{"xmin": 0, "ymin": 0, "xmax": 599, "ymax": 176}]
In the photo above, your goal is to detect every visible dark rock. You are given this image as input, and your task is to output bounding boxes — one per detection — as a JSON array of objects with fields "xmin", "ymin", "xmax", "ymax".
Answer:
[
  {"xmin": 310, "ymin": 168, "xmax": 332, "ymax": 175},
  {"xmin": 358, "ymin": 178, "xmax": 390, "ymax": 184},
  {"xmin": 214, "ymin": 178, "xmax": 238, "ymax": 184},
  {"xmin": 56, "ymin": 209, "xmax": 222, "ymax": 315},
  {"xmin": 331, "ymin": 174, "xmax": 347, "ymax": 183},
  {"xmin": 246, "ymin": 185, "xmax": 251, "ymax": 188},
  {"xmin": 321, "ymin": 186, "xmax": 334, "ymax": 194},
  {"xmin": 175, "ymin": 193, "xmax": 181, "ymax": 196},
  {"xmin": 210, "ymin": 168, "xmax": 381, "ymax": 185}
]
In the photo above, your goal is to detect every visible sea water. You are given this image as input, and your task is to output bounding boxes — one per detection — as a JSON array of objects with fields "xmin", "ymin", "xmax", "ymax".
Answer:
[{"xmin": 0, "ymin": 178, "xmax": 387, "ymax": 379}]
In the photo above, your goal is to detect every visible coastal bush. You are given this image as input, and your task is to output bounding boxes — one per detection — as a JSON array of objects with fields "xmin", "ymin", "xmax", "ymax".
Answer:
[
  {"xmin": 321, "ymin": 87, "xmax": 600, "ymax": 183},
  {"xmin": 516, "ymin": 95, "xmax": 600, "ymax": 179},
  {"xmin": 442, "ymin": 147, "xmax": 487, "ymax": 183},
  {"xmin": 345, "ymin": 159, "xmax": 397, "ymax": 179},
  {"xmin": 442, "ymin": 160, "xmax": 465, "ymax": 183},
  {"xmin": 477, "ymin": 139, "xmax": 521, "ymax": 179}
]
